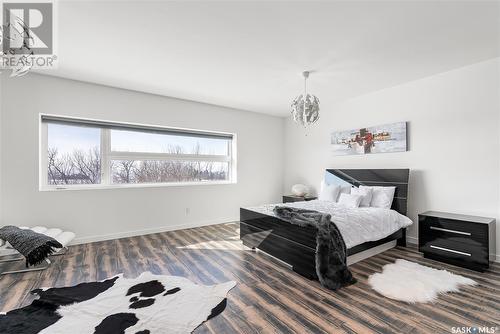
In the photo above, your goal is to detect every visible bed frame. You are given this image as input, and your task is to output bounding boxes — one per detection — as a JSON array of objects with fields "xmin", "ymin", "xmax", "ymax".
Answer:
[{"xmin": 240, "ymin": 168, "xmax": 410, "ymax": 279}]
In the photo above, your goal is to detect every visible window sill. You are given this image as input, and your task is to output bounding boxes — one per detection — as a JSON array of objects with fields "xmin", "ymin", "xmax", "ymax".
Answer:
[{"xmin": 39, "ymin": 180, "xmax": 236, "ymax": 192}]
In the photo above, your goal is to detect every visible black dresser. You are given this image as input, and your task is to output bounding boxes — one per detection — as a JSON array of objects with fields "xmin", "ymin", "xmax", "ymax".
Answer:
[
  {"xmin": 282, "ymin": 195, "xmax": 317, "ymax": 203},
  {"xmin": 418, "ymin": 211, "xmax": 496, "ymax": 271}
]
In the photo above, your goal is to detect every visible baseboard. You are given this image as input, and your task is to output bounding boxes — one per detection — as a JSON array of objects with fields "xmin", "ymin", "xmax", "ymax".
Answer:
[
  {"xmin": 70, "ymin": 217, "xmax": 239, "ymax": 245},
  {"xmin": 405, "ymin": 236, "xmax": 500, "ymax": 263}
]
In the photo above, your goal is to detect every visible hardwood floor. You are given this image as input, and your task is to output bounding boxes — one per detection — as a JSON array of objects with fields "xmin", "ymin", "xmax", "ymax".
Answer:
[{"xmin": 0, "ymin": 222, "xmax": 499, "ymax": 334}]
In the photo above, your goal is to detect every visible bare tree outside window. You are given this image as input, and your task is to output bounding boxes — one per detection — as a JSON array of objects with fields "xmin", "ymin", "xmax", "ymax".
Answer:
[
  {"xmin": 111, "ymin": 145, "xmax": 228, "ymax": 184},
  {"xmin": 111, "ymin": 160, "xmax": 136, "ymax": 184},
  {"xmin": 47, "ymin": 147, "xmax": 101, "ymax": 185}
]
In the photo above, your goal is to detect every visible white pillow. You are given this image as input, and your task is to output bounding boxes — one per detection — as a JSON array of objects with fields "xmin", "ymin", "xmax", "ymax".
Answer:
[
  {"xmin": 351, "ymin": 187, "xmax": 373, "ymax": 207},
  {"xmin": 319, "ymin": 181, "xmax": 341, "ymax": 202},
  {"xmin": 338, "ymin": 185, "xmax": 352, "ymax": 200},
  {"xmin": 337, "ymin": 193, "xmax": 363, "ymax": 208},
  {"xmin": 360, "ymin": 185, "xmax": 396, "ymax": 209}
]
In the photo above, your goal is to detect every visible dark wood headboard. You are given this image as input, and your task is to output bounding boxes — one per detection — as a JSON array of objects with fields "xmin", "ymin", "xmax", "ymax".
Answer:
[{"xmin": 325, "ymin": 169, "xmax": 410, "ymax": 216}]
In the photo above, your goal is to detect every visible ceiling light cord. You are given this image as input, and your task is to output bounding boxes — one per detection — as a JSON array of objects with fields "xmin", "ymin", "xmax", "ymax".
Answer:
[
  {"xmin": 302, "ymin": 71, "xmax": 309, "ymax": 125},
  {"xmin": 303, "ymin": 71, "xmax": 309, "ymax": 96}
]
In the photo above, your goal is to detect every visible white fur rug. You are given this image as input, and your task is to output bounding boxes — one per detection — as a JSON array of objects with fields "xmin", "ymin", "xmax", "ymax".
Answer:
[{"xmin": 368, "ymin": 259, "xmax": 476, "ymax": 303}]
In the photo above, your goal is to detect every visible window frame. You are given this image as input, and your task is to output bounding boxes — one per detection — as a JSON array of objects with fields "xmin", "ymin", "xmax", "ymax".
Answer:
[{"xmin": 39, "ymin": 114, "xmax": 237, "ymax": 191}]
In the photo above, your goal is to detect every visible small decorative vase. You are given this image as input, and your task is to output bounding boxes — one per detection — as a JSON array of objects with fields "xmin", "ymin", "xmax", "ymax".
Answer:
[{"xmin": 291, "ymin": 184, "xmax": 309, "ymax": 197}]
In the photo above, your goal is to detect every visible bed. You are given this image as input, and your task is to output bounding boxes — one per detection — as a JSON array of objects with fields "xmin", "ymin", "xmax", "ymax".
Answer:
[{"xmin": 240, "ymin": 168, "xmax": 412, "ymax": 279}]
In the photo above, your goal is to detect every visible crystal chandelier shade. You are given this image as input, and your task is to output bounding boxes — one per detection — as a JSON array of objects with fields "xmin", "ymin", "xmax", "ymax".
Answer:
[{"xmin": 291, "ymin": 71, "xmax": 320, "ymax": 127}]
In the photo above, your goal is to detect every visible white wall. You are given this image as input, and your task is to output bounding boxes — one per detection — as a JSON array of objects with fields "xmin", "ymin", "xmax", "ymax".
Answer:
[
  {"xmin": 284, "ymin": 58, "xmax": 500, "ymax": 259},
  {"xmin": 0, "ymin": 74, "xmax": 3, "ymax": 222},
  {"xmin": 0, "ymin": 74, "xmax": 284, "ymax": 243}
]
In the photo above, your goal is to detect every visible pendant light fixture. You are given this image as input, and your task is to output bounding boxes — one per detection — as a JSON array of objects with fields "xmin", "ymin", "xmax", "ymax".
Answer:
[{"xmin": 290, "ymin": 71, "xmax": 320, "ymax": 127}]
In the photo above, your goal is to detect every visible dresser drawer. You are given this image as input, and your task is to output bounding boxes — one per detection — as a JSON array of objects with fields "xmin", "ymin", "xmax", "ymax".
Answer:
[
  {"xmin": 420, "ymin": 237, "xmax": 489, "ymax": 264},
  {"xmin": 419, "ymin": 216, "xmax": 488, "ymax": 246},
  {"xmin": 420, "ymin": 242, "xmax": 489, "ymax": 271}
]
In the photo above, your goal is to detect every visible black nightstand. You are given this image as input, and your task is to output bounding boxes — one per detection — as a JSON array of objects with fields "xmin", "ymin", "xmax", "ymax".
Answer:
[
  {"xmin": 418, "ymin": 211, "xmax": 496, "ymax": 271},
  {"xmin": 283, "ymin": 195, "xmax": 317, "ymax": 203}
]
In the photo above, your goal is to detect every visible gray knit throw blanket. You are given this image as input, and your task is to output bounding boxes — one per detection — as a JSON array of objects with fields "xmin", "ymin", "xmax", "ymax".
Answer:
[
  {"xmin": 0, "ymin": 226, "xmax": 62, "ymax": 267},
  {"xmin": 273, "ymin": 206, "xmax": 356, "ymax": 290}
]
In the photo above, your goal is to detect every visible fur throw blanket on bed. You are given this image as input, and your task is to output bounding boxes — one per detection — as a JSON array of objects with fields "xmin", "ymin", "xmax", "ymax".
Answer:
[
  {"xmin": 273, "ymin": 206, "xmax": 356, "ymax": 290},
  {"xmin": 0, "ymin": 226, "xmax": 62, "ymax": 267}
]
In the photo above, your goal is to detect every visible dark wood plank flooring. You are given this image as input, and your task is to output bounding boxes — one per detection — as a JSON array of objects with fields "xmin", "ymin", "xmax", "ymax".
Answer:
[{"xmin": 1, "ymin": 222, "xmax": 499, "ymax": 333}]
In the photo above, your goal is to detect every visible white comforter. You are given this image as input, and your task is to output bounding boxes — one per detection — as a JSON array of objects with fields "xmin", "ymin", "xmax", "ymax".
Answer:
[{"xmin": 245, "ymin": 200, "xmax": 413, "ymax": 249}]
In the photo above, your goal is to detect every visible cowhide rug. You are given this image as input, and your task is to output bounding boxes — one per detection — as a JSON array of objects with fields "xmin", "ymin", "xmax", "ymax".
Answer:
[{"xmin": 0, "ymin": 272, "xmax": 236, "ymax": 334}]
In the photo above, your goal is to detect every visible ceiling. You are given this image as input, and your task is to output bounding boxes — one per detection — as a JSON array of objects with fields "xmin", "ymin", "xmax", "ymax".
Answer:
[{"xmin": 39, "ymin": 1, "xmax": 500, "ymax": 116}]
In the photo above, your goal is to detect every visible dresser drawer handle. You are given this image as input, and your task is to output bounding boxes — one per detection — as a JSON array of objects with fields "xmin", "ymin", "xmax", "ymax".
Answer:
[
  {"xmin": 430, "ymin": 245, "xmax": 471, "ymax": 256},
  {"xmin": 429, "ymin": 226, "xmax": 471, "ymax": 236}
]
